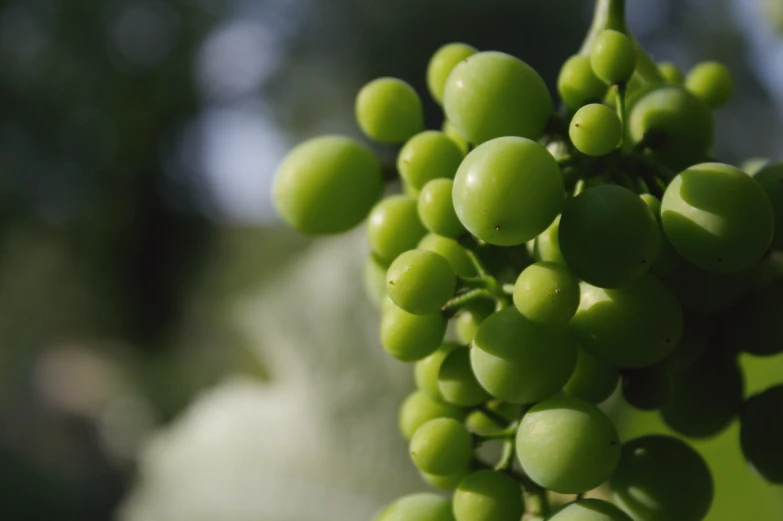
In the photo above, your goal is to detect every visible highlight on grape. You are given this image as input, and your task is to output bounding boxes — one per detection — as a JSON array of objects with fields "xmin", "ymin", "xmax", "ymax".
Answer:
[{"xmin": 272, "ymin": 0, "xmax": 783, "ymax": 519}]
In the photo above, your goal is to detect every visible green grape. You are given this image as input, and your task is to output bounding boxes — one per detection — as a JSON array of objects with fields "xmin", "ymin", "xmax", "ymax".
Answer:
[
  {"xmin": 368, "ymin": 195, "xmax": 428, "ymax": 263},
  {"xmin": 569, "ymin": 104, "xmax": 622, "ymax": 157},
  {"xmin": 547, "ymin": 499, "xmax": 633, "ymax": 521},
  {"xmin": 438, "ymin": 346, "xmax": 490, "ymax": 406},
  {"xmin": 454, "ymin": 300, "xmax": 495, "ymax": 344},
  {"xmin": 557, "ymin": 54, "xmax": 608, "ymax": 109},
  {"xmin": 443, "ymin": 51, "xmax": 553, "ymax": 145},
  {"xmin": 657, "ymin": 61, "xmax": 684, "ymax": 84},
  {"xmin": 532, "ymin": 215, "xmax": 566, "ymax": 265},
  {"xmin": 417, "ymin": 234, "xmax": 476, "ymax": 277},
  {"xmin": 740, "ymin": 385, "xmax": 783, "ymax": 484},
  {"xmin": 363, "ymin": 254, "xmax": 389, "ymax": 309},
  {"xmin": 621, "ymin": 362, "xmax": 672, "ymax": 411},
  {"xmin": 639, "ymin": 194, "xmax": 680, "ymax": 277},
  {"xmin": 418, "ymin": 179, "xmax": 465, "ymax": 238},
  {"xmin": 452, "ymin": 136, "xmax": 564, "ymax": 246},
  {"xmin": 398, "ymin": 131, "xmax": 464, "ymax": 190},
  {"xmin": 273, "ymin": 135, "xmax": 382, "ymax": 234},
  {"xmin": 513, "ymin": 262, "xmax": 580, "ymax": 325},
  {"xmin": 563, "ymin": 347, "xmax": 619, "ymax": 404},
  {"xmin": 386, "ymin": 249, "xmax": 456, "ymax": 315},
  {"xmin": 662, "ymin": 259, "xmax": 757, "ymax": 313},
  {"xmin": 661, "ymin": 312, "xmax": 713, "ymax": 371},
  {"xmin": 629, "ymin": 86, "xmax": 714, "ymax": 170},
  {"xmin": 590, "ymin": 30, "xmax": 637, "ymax": 85},
  {"xmin": 751, "ymin": 161, "xmax": 783, "ymax": 249},
  {"xmin": 427, "ymin": 43, "xmax": 478, "ymax": 105},
  {"xmin": 685, "ymin": 61, "xmax": 733, "ymax": 108},
  {"xmin": 559, "ymin": 185, "xmax": 660, "ymax": 288},
  {"xmin": 465, "ymin": 401, "xmax": 521, "ymax": 435},
  {"xmin": 610, "ymin": 435, "xmax": 713, "ymax": 521},
  {"xmin": 719, "ymin": 279, "xmax": 783, "ymax": 356},
  {"xmin": 380, "ymin": 303, "xmax": 446, "ymax": 362},
  {"xmin": 409, "ymin": 417, "xmax": 474, "ymax": 475},
  {"xmin": 569, "ymin": 275, "xmax": 683, "ymax": 368},
  {"xmin": 470, "ymin": 308, "xmax": 577, "ymax": 404},
  {"xmin": 515, "ymin": 395, "xmax": 621, "ymax": 494},
  {"xmin": 660, "ymin": 350, "xmax": 743, "ymax": 439},
  {"xmin": 398, "ymin": 390, "xmax": 465, "ymax": 440},
  {"xmin": 661, "ymin": 163, "xmax": 775, "ymax": 273},
  {"xmin": 356, "ymin": 77, "xmax": 423, "ymax": 143},
  {"xmin": 442, "ymin": 120, "xmax": 470, "ymax": 155},
  {"xmin": 375, "ymin": 493, "xmax": 455, "ymax": 521},
  {"xmin": 453, "ymin": 470, "xmax": 524, "ymax": 521},
  {"xmin": 420, "ymin": 468, "xmax": 470, "ymax": 491},
  {"xmin": 415, "ymin": 342, "xmax": 460, "ymax": 400}
]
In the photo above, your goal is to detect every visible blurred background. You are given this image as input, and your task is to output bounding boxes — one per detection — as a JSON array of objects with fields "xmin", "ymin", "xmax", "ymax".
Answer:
[{"xmin": 1, "ymin": 0, "xmax": 783, "ymax": 519}]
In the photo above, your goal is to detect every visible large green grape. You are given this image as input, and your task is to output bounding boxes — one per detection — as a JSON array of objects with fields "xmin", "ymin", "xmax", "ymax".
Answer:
[
  {"xmin": 610, "ymin": 435, "xmax": 713, "ymax": 521},
  {"xmin": 453, "ymin": 470, "xmax": 524, "ymax": 521},
  {"xmin": 512, "ymin": 262, "xmax": 580, "ymax": 326},
  {"xmin": 380, "ymin": 303, "xmax": 446, "ymax": 361},
  {"xmin": 386, "ymin": 249, "xmax": 456, "ymax": 315},
  {"xmin": 740, "ymin": 385, "xmax": 783, "ymax": 484},
  {"xmin": 409, "ymin": 417, "xmax": 473, "ymax": 475},
  {"xmin": 427, "ymin": 43, "xmax": 478, "ymax": 105},
  {"xmin": 563, "ymin": 347, "xmax": 619, "ymax": 404},
  {"xmin": 470, "ymin": 308, "xmax": 577, "ymax": 404},
  {"xmin": 368, "ymin": 195, "xmax": 428, "ymax": 263},
  {"xmin": 590, "ymin": 30, "xmax": 637, "ymax": 85},
  {"xmin": 548, "ymin": 499, "xmax": 632, "ymax": 521},
  {"xmin": 452, "ymin": 136, "xmax": 564, "ymax": 246},
  {"xmin": 356, "ymin": 77, "xmax": 424, "ymax": 143},
  {"xmin": 558, "ymin": 55, "xmax": 608, "ymax": 109},
  {"xmin": 417, "ymin": 234, "xmax": 475, "ymax": 277},
  {"xmin": 398, "ymin": 390, "xmax": 465, "ymax": 440},
  {"xmin": 418, "ymin": 178, "xmax": 465, "ymax": 238},
  {"xmin": 569, "ymin": 275, "xmax": 683, "ymax": 368},
  {"xmin": 718, "ymin": 279, "xmax": 783, "ymax": 356},
  {"xmin": 751, "ymin": 161, "xmax": 783, "ymax": 249},
  {"xmin": 273, "ymin": 135, "xmax": 382, "ymax": 234},
  {"xmin": 559, "ymin": 185, "xmax": 660, "ymax": 288},
  {"xmin": 415, "ymin": 342, "xmax": 460, "ymax": 400},
  {"xmin": 375, "ymin": 493, "xmax": 455, "ymax": 521},
  {"xmin": 437, "ymin": 346, "xmax": 490, "ymax": 406},
  {"xmin": 443, "ymin": 51, "xmax": 553, "ymax": 145},
  {"xmin": 629, "ymin": 86, "xmax": 714, "ymax": 170},
  {"xmin": 515, "ymin": 395, "xmax": 621, "ymax": 494},
  {"xmin": 398, "ymin": 131, "xmax": 464, "ymax": 190},
  {"xmin": 661, "ymin": 163, "xmax": 774, "ymax": 273},
  {"xmin": 685, "ymin": 61, "xmax": 733, "ymax": 108},
  {"xmin": 569, "ymin": 104, "xmax": 623, "ymax": 157}
]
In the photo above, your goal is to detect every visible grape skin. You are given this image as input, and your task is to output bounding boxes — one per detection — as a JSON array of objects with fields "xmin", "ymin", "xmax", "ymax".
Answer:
[
  {"xmin": 409, "ymin": 417, "xmax": 474, "ymax": 476},
  {"xmin": 398, "ymin": 131, "xmax": 464, "ymax": 191},
  {"xmin": 569, "ymin": 103, "xmax": 623, "ymax": 157},
  {"xmin": 547, "ymin": 499, "xmax": 632, "ymax": 521},
  {"xmin": 590, "ymin": 30, "xmax": 637, "ymax": 85},
  {"xmin": 375, "ymin": 493, "xmax": 455, "ymax": 521},
  {"xmin": 398, "ymin": 390, "xmax": 465, "ymax": 441},
  {"xmin": 427, "ymin": 43, "xmax": 478, "ymax": 105},
  {"xmin": 368, "ymin": 195, "xmax": 428, "ymax": 263},
  {"xmin": 452, "ymin": 470, "xmax": 524, "ymax": 521},
  {"xmin": 356, "ymin": 77, "xmax": 424, "ymax": 143},
  {"xmin": 386, "ymin": 249, "xmax": 456, "ymax": 315},
  {"xmin": 380, "ymin": 303, "xmax": 446, "ymax": 362}
]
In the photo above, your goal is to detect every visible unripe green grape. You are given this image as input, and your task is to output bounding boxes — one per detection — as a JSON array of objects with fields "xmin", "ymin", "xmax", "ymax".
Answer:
[
  {"xmin": 452, "ymin": 136, "xmax": 564, "ymax": 246},
  {"xmin": 438, "ymin": 346, "xmax": 490, "ymax": 406},
  {"xmin": 465, "ymin": 401, "xmax": 521, "ymax": 435},
  {"xmin": 380, "ymin": 303, "xmax": 446, "ymax": 362},
  {"xmin": 427, "ymin": 43, "xmax": 478, "ymax": 105},
  {"xmin": 273, "ymin": 135, "xmax": 382, "ymax": 234},
  {"xmin": 621, "ymin": 362, "xmax": 672, "ymax": 411},
  {"xmin": 368, "ymin": 195, "xmax": 428, "ymax": 263},
  {"xmin": 363, "ymin": 254, "xmax": 389, "ymax": 308},
  {"xmin": 740, "ymin": 385, "xmax": 783, "ymax": 484},
  {"xmin": 629, "ymin": 86, "xmax": 714, "ymax": 170},
  {"xmin": 557, "ymin": 54, "xmax": 608, "ymax": 108},
  {"xmin": 563, "ymin": 348, "xmax": 619, "ymax": 404},
  {"xmin": 398, "ymin": 390, "xmax": 465, "ymax": 440},
  {"xmin": 639, "ymin": 194, "xmax": 680, "ymax": 277},
  {"xmin": 610, "ymin": 435, "xmax": 713, "ymax": 521},
  {"xmin": 569, "ymin": 275, "xmax": 683, "ymax": 368},
  {"xmin": 547, "ymin": 499, "xmax": 632, "ymax": 521},
  {"xmin": 532, "ymin": 215, "xmax": 566, "ymax": 265},
  {"xmin": 386, "ymin": 249, "xmax": 456, "ymax": 315},
  {"xmin": 418, "ymin": 179, "xmax": 465, "ymax": 238},
  {"xmin": 442, "ymin": 120, "xmax": 470, "ymax": 155},
  {"xmin": 417, "ymin": 234, "xmax": 476, "ymax": 277},
  {"xmin": 415, "ymin": 342, "xmax": 460, "ymax": 400},
  {"xmin": 444, "ymin": 51, "xmax": 553, "ymax": 145},
  {"xmin": 660, "ymin": 350, "xmax": 743, "ymax": 439},
  {"xmin": 516, "ymin": 395, "xmax": 621, "ymax": 494},
  {"xmin": 409, "ymin": 417, "xmax": 474, "ymax": 475},
  {"xmin": 661, "ymin": 163, "xmax": 774, "ymax": 273},
  {"xmin": 662, "ymin": 259, "xmax": 757, "ymax": 313},
  {"xmin": 398, "ymin": 131, "xmax": 464, "ymax": 190},
  {"xmin": 513, "ymin": 262, "xmax": 580, "ymax": 325},
  {"xmin": 559, "ymin": 185, "xmax": 660, "ymax": 288},
  {"xmin": 375, "ymin": 493, "xmax": 455, "ymax": 521},
  {"xmin": 454, "ymin": 300, "xmax": 495, "ymax": 344},
  {"xmin": 356, "ymin": 77, "xmax": 423, "ymax": 143},
  {"xmin": 657, "ymin": 61, "xmax": 684, "ymax": 84},
  {"xmin": 420, "ymin": 468, "xmax": 470, "ymax": 491},
  {"xmin": 470, "ymin": 308, "xmax": 577, "ymax": 403},
  {"xmin": 453, "ymin": 470, "xmax": 524, "ymax": 521},
  {"xmin": 751, "ymin": 161, "xmax": 783, "ymax": 249},
  {"xmin": 569, "ymin": 104, "xmax": 622, "ymax": 157},
  {"xmin": 719, "ymin": 279, "xmax": 783, "ymax": 356},
  {"xmin": 590, "ymin": 30, "xmax": 637, "ymax": 85},
  {"xmin": 685, "ymin": 61, "xmax": 733, "ymax": 108}
]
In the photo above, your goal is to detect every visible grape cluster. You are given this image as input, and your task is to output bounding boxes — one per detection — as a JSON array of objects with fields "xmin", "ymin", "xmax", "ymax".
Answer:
[{"xmin": 273, "ymin": 1, "xmax": 783, "ymax": 520}]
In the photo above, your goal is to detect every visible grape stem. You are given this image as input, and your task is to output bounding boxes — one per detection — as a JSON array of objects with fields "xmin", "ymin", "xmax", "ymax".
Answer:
[
  {"xmin": 614, "ymin": 83, "xmax": 627, "ymax": 147},
  {"xmin": 441, "ymin": 288, "xmax": 496, "ymax": 315},
  {"xmin": 465, "ymin": 249, "xmax": 489, "ymax": 278},
  {"xmin": 495, "ymin": 438, "xmax": 516, "ymax": 470}
]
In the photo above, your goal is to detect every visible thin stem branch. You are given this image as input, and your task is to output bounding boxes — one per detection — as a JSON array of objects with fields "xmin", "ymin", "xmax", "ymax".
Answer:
[
  {"xmin": 614, "ymin": 83, "xmax": 627, "ymax": 148},
  {"xmin": 475, "ymin": 404, "xmax": 513, "ymax": 427},
  {"xmin": 495, "ymin": 438, "xmax": 516, "ymax": 471},
  {"xmin": 441, "ymin": 288, "xmax": 496, "ymax": 315},
  {"xmin": 465, "ymin": 249, "xmax": 489, "ymax": 278}
]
